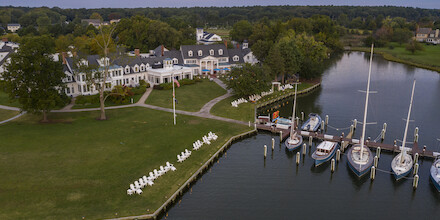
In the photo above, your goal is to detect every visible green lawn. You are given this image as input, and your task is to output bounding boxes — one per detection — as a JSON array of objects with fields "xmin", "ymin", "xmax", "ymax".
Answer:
[
  {"xmin": 0, "ymin": 109, "xmax": 19, "ymax": 121},
  {"xmin": 0, "ymin": 107, "xmax": 250, "ymax": 219},
  {"xmin": 145, "ymin": 80, "xmax": 226, "ymax": 112},
  {"xmin": 0, "ymin": 91, "xmax": 20, "ymax": 107},
  {"xmin": 72, "ymin": 93, "xmax": 143, "ymax": 109},
  {"xmin": 351, "ymin": 43, "xmax": 440, "ymax": 72},
  {"xmin": 211, "ymin": 96, "xmax": 255, "ymax": 122},
  {"xmin": 210, "ymin": 83, "xmax": 315, "ymax": 122}
]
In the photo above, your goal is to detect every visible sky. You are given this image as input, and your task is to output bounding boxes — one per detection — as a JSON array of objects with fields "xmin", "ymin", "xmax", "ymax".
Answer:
[{"xmin": 0, "ymin": 0, "xmax": 439, "ymax": 9}]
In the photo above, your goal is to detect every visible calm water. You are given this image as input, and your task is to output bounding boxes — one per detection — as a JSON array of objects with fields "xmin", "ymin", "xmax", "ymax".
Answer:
[{"xmin": 164, "ymin": 52, "xmax": 440, "ymax": 219}]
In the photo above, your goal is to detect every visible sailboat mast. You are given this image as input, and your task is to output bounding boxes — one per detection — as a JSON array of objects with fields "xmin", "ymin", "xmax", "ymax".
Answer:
[
  {"xmin": 290, "ymin": 82, "xmax": 298, "ymax": 138},
  {"xmin": 360, "ymin": 44, "xmax": 374, "ymax": 159},
  {"xmin": 401, "ymin": 80, "xmax": 416, "ymax": 162}
]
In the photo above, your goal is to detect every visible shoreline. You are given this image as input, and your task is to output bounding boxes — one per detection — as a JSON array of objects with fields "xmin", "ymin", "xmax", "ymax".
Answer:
[
  {"xmin": 346, "ymin": 47, "xmax": 440, "ymax": 73},
  {"xmin": 108, "ymin": 128, "xmax": 257, "ymax": 220}
]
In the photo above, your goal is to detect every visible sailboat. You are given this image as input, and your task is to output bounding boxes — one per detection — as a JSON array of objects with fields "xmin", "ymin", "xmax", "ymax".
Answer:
[
  {"xmin": 284, "ymin": 81, "xmax": 303, "ymax": 151},
  {"xmin": 347, "ymin": 44, "xmax": 374, "ymax": 177},
  {"xmin": 391, "ymin": 80, "xmax": 416, "ymax": 181},
  {"xmin": 430, "ymin": 139, "xmax": 440, "ymax": 191}
]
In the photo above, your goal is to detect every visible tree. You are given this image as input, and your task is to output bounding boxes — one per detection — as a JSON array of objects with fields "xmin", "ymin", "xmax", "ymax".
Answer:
[
  {"xmin": 393, "ymin": 28, "xmax": 413, "ymax": 45},
  {"xmin": 226, "ymin": 63, "xmax": 272, "ymax": 97},
  {"xmin": 406, "ymin": 39, "xmax": 424, "ymax": 54},
  {"xmin": 55, "ymin": 34, "xmax": 73, "ymax": 52},
  {"xmin": 3, "ymin": 35, "xmax": 66, "ymax": 122},
  {"xmin": 90, "ymin": 12, "xmax": 103, "ymax": 21},
  {"xmin": 230, "ymin": 20, "xmax": 253, "ymax": 42},
  {"xmin": 277, "ymin": 31, "xmax": 302, "ymax": 82},
  {"xmin": 265, "ymin": 45, "xmax": 285, "ymax": 81}
]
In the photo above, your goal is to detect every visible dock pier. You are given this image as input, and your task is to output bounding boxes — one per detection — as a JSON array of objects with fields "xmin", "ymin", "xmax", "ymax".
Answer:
[{"xmin": 255, "ymin": 124, "xmax": 435, "ymax": 159}]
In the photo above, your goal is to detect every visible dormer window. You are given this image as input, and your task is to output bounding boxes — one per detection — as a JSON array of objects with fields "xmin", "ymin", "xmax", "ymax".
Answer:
[
  {"xmin": 125, "ymin": 67, "xmax": 130, "ymax": 74},
  {"xmin": 134, "ymin": 67, "xmax": 138, "ymax": 72},
  {"xmin": 233, "ymin": 55, "xmax": 239, "ymax": 62},
  {"xmin": 219, "ymin": 49, "xmax": 223, "ymax": 55},
  {"xmin": 173, "ymin": 58, "xmax": 178, "ymax": 64},
  {"xmin": 209, "ymin": 49, "xmax": 214, "ymax": 55},
  {"xmin": 198, "ymin": 50, "xmax": 202, "ymax": 56},
  {"xmin": 188, "ymin": 50, "xmax": 193, "ymax": 57},
  {"xmin": 140, "ymin": 64, "xmax": 145, "ymax": 71}
]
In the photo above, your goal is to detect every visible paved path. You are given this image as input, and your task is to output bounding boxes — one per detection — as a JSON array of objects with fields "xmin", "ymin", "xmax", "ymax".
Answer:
[
  {"xmin": 0, "ymin": 112, "xmax": 26, "ymax": 125},
  {"xmin": 60, "ymin": 97, "xmax": 76, "ymax": 111},
  {"xmin": 0, "ymin": 79, "xmax": 246, "ymax": 125}
]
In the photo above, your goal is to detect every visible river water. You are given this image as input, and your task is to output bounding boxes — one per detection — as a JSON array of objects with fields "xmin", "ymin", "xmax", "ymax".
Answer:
[{"xmin": 164, "ymin": 52, "xmax": 440, "ymax": 219}]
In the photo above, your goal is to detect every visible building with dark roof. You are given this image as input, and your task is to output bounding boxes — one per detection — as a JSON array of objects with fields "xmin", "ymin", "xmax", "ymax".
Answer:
[{"xmin": 196, "ymin": 28, "xmax": 222, "ymax": 45}]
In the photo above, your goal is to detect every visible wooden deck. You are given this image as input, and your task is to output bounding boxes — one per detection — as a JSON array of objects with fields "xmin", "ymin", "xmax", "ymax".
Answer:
[{"xmin": 256, "ymin": 124, "xmax": 435, "ymax": 159}]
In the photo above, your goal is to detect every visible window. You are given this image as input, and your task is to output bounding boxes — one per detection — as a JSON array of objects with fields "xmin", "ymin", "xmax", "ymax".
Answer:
[
  {"xmin": 78, "ymin": 85, "xmax": 81, "ymax": 93},
  {"xmin": 72, "ymin": 87, "xmax": 74, "ymax": 93},
  {"xmin": 140, "ymin": 65, "xmax": 145, "ymax": 71},
  {"xmin": 218, "ymin": 49, "xmax": 223, "ymax": 55},
  {"xmin": 134, "ymin": 67, "xmax": 138, "ymax": 72},
  {"xmin": 66, "ymin": 88, "xmax": 70, "ymax": 94},
  {"xmin": 173, "ymin": 58, "xmax": 178, "ymax": 64},
  {"xmin": 198, "ymin": 50, "xmax": 203, "ymax": 56},
  {"xmin": 125, "ymin": 67, "xmax": 130, "ymax": 74},
  {"xmin": 209, "ymin": 49, "xmax": 214, "ymax": 55},
  {"xmin": 233, "ymin": 55, "xmax": 239, "ymax": 62},
  {"xmin": 188, "ymin": 50, "xmax": 193, "ymax": 57}
]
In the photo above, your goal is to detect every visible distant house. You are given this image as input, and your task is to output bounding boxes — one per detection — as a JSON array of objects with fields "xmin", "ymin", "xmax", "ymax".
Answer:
[
  {"xmin": 81, "ymin": 19, "xmax": 109, "ymax": 28},
  {"xmin": 196, "ymin": 28, "xmax": 222, "ymax": 45},
  {"xmin": 0, "ymin": 38, "xmax": 20, "ymax": 79},
  {"xmin": 415, "ymin": 27, "xmax": 440, "ymax": 44},
  {"xmin": 7, "ymin": 24, "xmax": 21, "ymax": 32}
]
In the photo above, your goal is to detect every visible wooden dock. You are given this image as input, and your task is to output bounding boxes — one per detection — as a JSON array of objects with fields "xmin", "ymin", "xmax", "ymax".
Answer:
[{"xmin": 256, "ymin": 124, "xmax": 435, "ymax": 159}]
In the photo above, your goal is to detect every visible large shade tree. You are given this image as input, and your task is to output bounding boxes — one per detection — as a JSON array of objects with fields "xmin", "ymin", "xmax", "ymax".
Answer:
[
  {"xmin": 226, "ymin": 63, "xmax": 272, "ymax": 97},
  {"xmin": 3, "ymin": 35, "xmax": 67, "ymax": 122}
]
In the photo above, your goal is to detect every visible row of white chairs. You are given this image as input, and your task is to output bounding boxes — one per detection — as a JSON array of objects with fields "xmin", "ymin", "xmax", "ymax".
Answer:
[
  {"xmin": 231, "ymin": 98, "xmax": 248, "ymax": 107},
  {"xmin": 193, "ymin": 132, "xmax": 219, "ymax": 150},
  {"xmin": 261, "ymin": 89, "xmax": 273, "ymax": 97},
  {"xmin": 177, "ymin": 149, "xmax": 192, "ymax": 163},
  {"xmin": 248, "ymin": 94, "xmax": 262, "ymax": 102},
  {"xmin": 127, "ymin": 161, "xmax": 176, "ymax": 195},
  {"xmin": 280, "ymin": 84, "xmax": 294, "ymax": 91}
]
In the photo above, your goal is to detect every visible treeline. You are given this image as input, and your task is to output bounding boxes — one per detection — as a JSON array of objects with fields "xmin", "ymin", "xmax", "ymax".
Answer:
[{"xmin": 1, "ymin": 6, "xmax": 440, "ymax": 31}]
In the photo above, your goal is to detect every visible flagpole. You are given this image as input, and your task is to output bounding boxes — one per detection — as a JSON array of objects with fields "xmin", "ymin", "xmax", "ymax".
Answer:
[{"xmin": 172, "ymin": 73, "xmax": 176, "ymax": 125}]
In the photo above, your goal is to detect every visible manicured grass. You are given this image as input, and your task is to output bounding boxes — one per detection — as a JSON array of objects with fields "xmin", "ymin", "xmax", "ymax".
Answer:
[
  {"xmin": 210, "ymin": 83, "xmax": 315, "ymax": 122},
  {"xmin": 0, "ymin": 91, "xmax": 20, "ymax": 107},
  {"xmin": 0, "ymin": 109, "xmax": 19, "ymax": 121},
  {"xmin": 211, "ymin": 96, "xmax": 255, "ymax": 122},
  {"xmin": 0, "ymin": 107, "xmax": 250, "ymax": 219},
  {"xmin": 145, "ymin": 80, "xmax": 226, "ymax": 112},
  {"xmin": 72, "ymin": 93, "xmax": 143, "ymax": 109},
  {"xmin": 351, "ymin": 43, "xmax": 440, "ymax": 72}
]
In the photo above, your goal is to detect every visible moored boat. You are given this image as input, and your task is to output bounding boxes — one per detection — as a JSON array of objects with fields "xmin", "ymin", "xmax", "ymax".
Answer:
[
  {"xmin": 284, "ymin": 81, "xmax": 303, "ymax": 151},
  {"xmin": 347, "ymin": 44, "xmax": 374, "ymax": 178},
  {"xmin": 391, "ymin": 80, "xmax": 416, "ymax": 181},
  {"xmin": 430, "ymin": 158, "xmax": 440, "ymax": 192},
  {"xmin": 312, "ymin": 141, "xmax": 338, "ymax": 166},
  {"xmin": 301, "ymin": 113, "xmax": 321, "ymax": 132}
]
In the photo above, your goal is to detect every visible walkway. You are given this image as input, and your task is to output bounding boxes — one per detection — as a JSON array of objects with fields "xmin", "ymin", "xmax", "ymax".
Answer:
[{"xmin": 0, "ymin": 79, "xmax": 246, "ymax": 126}]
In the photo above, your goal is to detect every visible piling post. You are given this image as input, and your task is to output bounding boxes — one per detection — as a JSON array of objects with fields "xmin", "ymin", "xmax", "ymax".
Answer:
[
  {"xmin": 331, "ymin": 159, "xmax": 335, "ymax": 172},
  {"xmin": 353, "ymin": 119, "xmax": 357, "ymax": 129},
  {"xmin": 296, "ymin": 152, "xmax": 300, "ymax": 165},
  {"xmin": 248, "ymin": 121, "xmax": 251, "ymax": 127},
  {"xmin": 296, "ymin": 117, "xmax": 300, "ymax": 128},
  {"xmin": 414, "ymin": 163, "xmax": 419, "ymax": 175},
  {"xmin": 414, "ymin": 134, "xmax": 419, "ymax": 143},
  {"xmin": 414, "ymin": 127, "xmax": 419, "ymax": 138},
  {"xmin": 374, "ymin": 156, "xmax": 378, "ymax": 168},
  {"xmin": 383, "ymin": 123, "xmax": 387, "ymax": 132},
  {"xmin": 414, "ymin": 153, "xmax": 419, "ymax": 164},
  {"xmin": 302, "ymin": 143, "xmax": 307, "ymax": 155},
  {"xmin": 370, "ymin": 166, "xmax": 376, "ymax": 180},
  {"xmin": 341, "ymin": 141, "xmax": 345, "ymax": 152},
  {"xmin": 336, "ymin": 149, "xmax": 341, "ymax": 162},
  {"xmin": 376, "ymin": 147, "xmax": 381, "ymax": 159},
  {"xmin": 272, "ymin": 138, "xmax": 275, "ymax": 150},
  {"xmin": 301, "ymin": 112, "xmax": 304, "ymax": 121},
  {"xmin": 321, "ymin": 121, "xmax": 325, "ymax": 132},
  {"xmin": 309, "ymin": 136, "xmax": 313, "ymax": 146},
  {"xmin": 325, "ymin": 115, "xmax": 329, "ymax": 126},
  {"xmin": 350, "ymin": 125, "xmax": 354, "ymax": 133},
  {"xmin": 381, "ymin": 129, "xmax": 386, "ymax": 140},
  {"xmin": 254, "ymin": 123, "xmax": 257, "ymax": 130},
  {"xmin": 413, "ymin": 175, "xmax": 419, "ymax": 189},
  {"xmin": 264, "ymin": 145, "xmax": 267, "ymax": 158}
]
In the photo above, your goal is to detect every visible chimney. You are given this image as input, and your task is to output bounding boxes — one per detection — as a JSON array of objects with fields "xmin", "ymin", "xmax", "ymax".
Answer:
[
  {"xmin": 161, "ymin": 45, "xmax": 164, "ymax": 57},
  {"xmin": 62, "ymin": 52, "xmax": 67, "ymax": 64},
  {"xmin": 236, "ymin": 44, "xmax": 240, "ymax": 49},
  {"xmin": 2, "ymin": 37, "xmax": 8, "ymax": 42},
  {"xmin": 436, "ymin": 29, "xmax": 439, "ymax": 38},
  {"xmin": 134, "ymin": 48, "xmax": 140, "ymax": 57},
  {"xmin": 224, "ymin": 40, "xmax": 227, "ymax": 48}
]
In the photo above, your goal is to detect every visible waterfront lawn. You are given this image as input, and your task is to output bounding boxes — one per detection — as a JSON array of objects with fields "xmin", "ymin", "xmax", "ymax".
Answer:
[
  {"xmin": 145, "ymin": 80, "xmax": 226, "ymax": 112},
  {"xmin": 0, "ymin": 91, "xmax": 20, "ymax": 107},
  {"xmin": 211, "ymin": 96, "xmax": 255, "ymax": 122},
  {"xmin": 351, "ymin": 43, "xmax": 440, "ymax": 72},
  {"xmin": 0, "ymin": 107, "xmax": 250, "ymax": 219},
  {"xmin": 0, "ymin": 109, "xmax": 19, "ymax": 121},
  {"xmin": 256, "ymin": 82, "xmax": 313, "ymax": 104}
]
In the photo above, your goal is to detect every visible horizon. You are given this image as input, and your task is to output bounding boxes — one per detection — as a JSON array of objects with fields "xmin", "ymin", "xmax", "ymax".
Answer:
[{"xmin": 0, "ymin": 0, "xmax": 439, "ymax": 10}]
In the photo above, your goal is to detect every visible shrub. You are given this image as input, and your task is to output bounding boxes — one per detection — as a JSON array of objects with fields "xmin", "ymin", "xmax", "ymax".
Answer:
[
  {"xmin": 153, "ymin": 84, "xmax": 163, "ymax": 90},
  {"xmin": 131, "ymin": 85, "xmax": 147, "ymax": 95},
  {"xmin": 110, "ymin": 85, "xmax": 134, "ymax": 104},
  {"xmin": 75, "ymin": 94, "xmax": 100, "ymax": 105}
]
